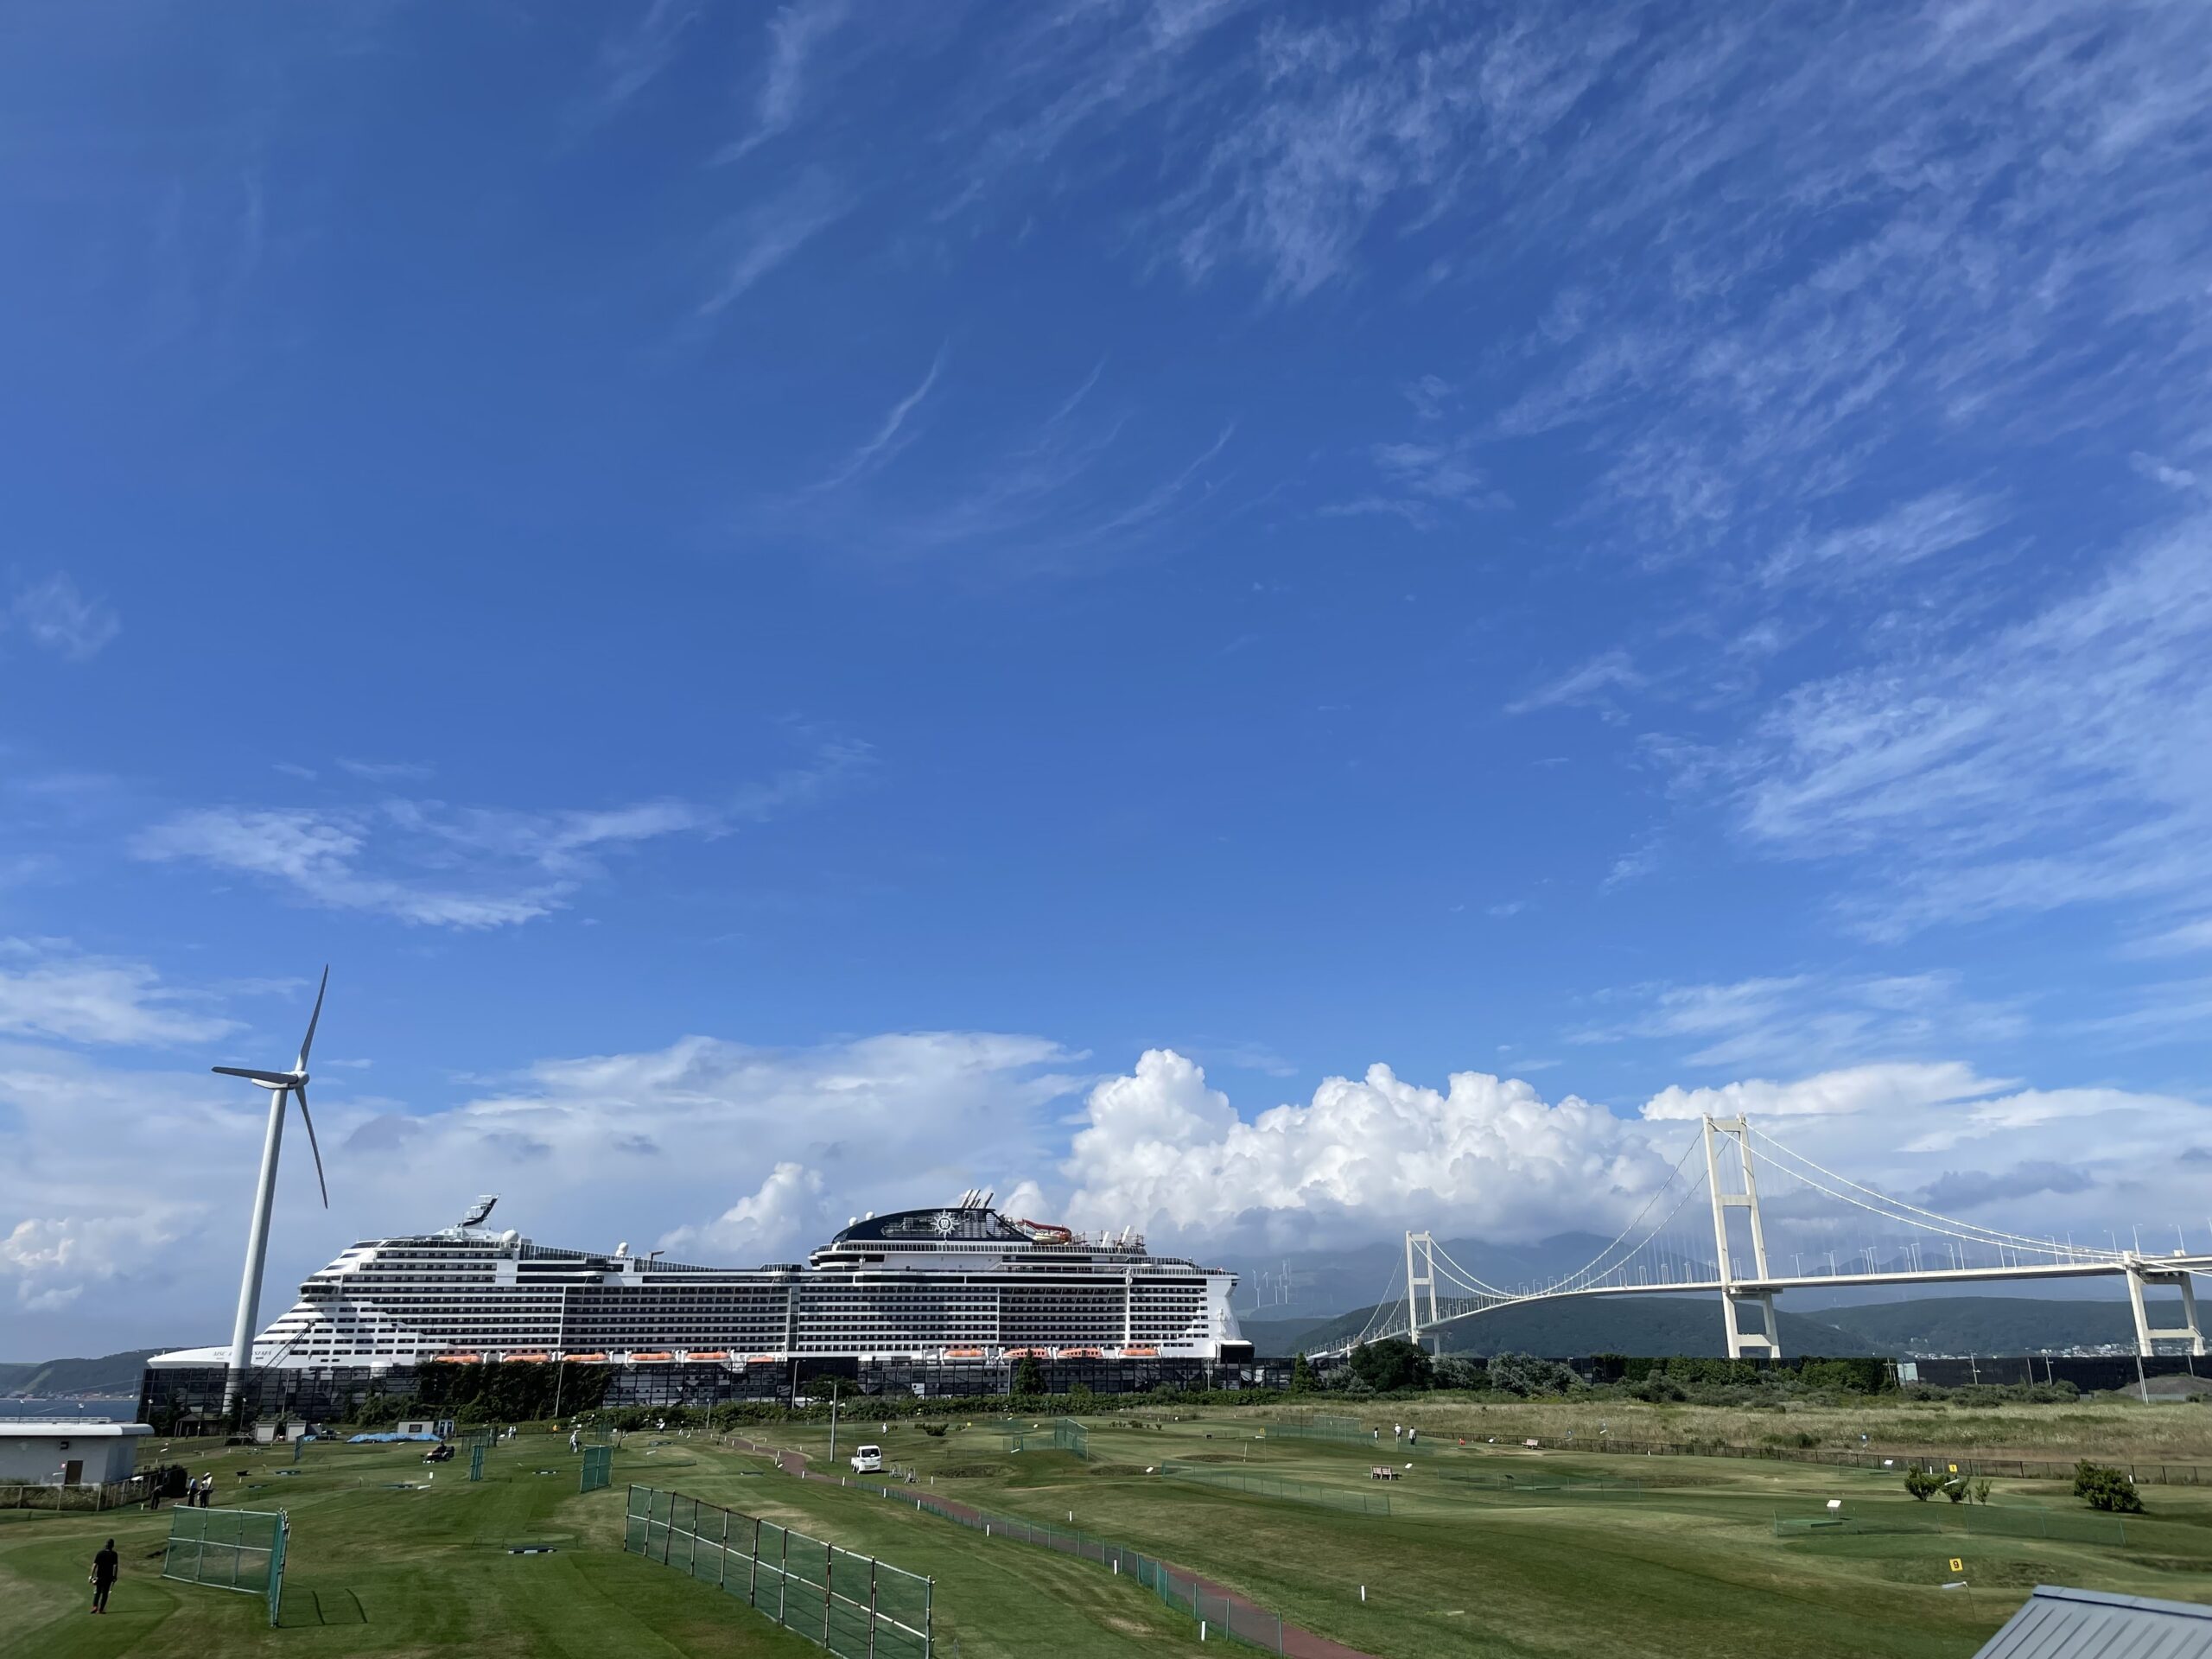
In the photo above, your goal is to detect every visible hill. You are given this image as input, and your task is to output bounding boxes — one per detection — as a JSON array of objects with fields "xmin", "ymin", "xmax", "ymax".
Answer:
[
  {"xmin": 0, "ymin": 1349, "xmax": 160, "ymax": 1397},
  {"xmin": 1814, "ymin": 1297, "xmax": 2145, "ymax": 1355},
  {"xmin": 1257, "ymin": 1294, "xmax": 2165, "ymax": 1360},
  {"xmin": 1268, "ymin": 1295, "xmax": 1891, "ymax": 1357}
]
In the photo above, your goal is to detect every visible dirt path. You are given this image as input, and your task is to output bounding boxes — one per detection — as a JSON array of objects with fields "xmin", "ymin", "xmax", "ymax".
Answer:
[{"xmin": 723, "ymin": 1435, "xmax": 1375, "ymax": 1659}]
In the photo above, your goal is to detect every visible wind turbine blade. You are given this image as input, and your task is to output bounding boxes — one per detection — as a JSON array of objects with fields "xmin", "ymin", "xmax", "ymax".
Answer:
[
  {"xmin": 291, "ymin": 1084, "xmax": 330, "ymax": 1209},
  {"xmin": 213, "ymin": 1066, "xmax": 298, "ymax": 1085},
  {"xmin": 295, "ymin": 965, "xmax": 330, "ymax": 1072}
]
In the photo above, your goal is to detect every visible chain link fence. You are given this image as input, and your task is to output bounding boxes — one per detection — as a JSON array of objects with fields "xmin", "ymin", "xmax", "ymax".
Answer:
[
  {"xmin": 845, "ymin": 1478, "xmax": 1284, "ymax": 1653},
  {"xmin": 161, "ymin": 1504, "xmax": 289, "ymax": 1626},
  {"xmin": 580, "ymin": 1445, "xmax": 613, "ymax": 1492},
  {"xmin": 625, "ymin": 1484, "xmax": 931, "ymax": 1658}
]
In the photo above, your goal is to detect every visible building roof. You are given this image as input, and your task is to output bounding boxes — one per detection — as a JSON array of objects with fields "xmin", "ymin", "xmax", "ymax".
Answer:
[
  {"xmin": 0, "ymin": 1421, "xmax": 152, "ymax": 1439},
  {"xmin": 1974, "ymin": 1586, "xmax": 2212, "ymax": 1659}
]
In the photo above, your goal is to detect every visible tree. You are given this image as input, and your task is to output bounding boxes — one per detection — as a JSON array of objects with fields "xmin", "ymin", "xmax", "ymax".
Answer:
[
  {"xmin": 1969, "ymin": 1478, "xmax": 1993, "ymax": 1505},
  {"xmin": 1290, "ymin": 1353, "xmax": 1314, "ymax": 1393},
  {"xmin": 1012, "ymin": 1355, "xmax": 1046, "ymax": 1399},
  {"xmin": 1903, "ymin": 1465, "xmax": 1943, "ymax": 1502},
  {"xmin": 1431, "ymin": 1357, "xmax": 1489, "ymax": 1391},
  {"xmin": 1487, "ymin": 1352, "xmax": 1583, "ymax": 1397},
  {"xmin": 2073, "ymin": 1460, "xmax": 2144, "ymax": 1514},
  {"xmin": 1349, "ymin": 1338, "xmax": 1433, "ymax": 1393}
]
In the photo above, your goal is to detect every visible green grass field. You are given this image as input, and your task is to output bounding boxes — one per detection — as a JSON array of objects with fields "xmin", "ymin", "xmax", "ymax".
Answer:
[{"xmin": 3, "ymin": 1408, "xmax": 2209, "ymax": 1658}]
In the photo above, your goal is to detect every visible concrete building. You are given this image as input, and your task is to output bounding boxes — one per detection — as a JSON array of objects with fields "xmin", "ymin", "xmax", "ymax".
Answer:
[{"xmin": 0, "ymin": 1421, "xmax": 153, "ymax": 1487}]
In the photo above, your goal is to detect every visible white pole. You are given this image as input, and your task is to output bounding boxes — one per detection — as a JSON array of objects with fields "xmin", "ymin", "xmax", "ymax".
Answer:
[{"xmin": 225, "ymin": 1086, "xmax": 289, "ymax": 1414}]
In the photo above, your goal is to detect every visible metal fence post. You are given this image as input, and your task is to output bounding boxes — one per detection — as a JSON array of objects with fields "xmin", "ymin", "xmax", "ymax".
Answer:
[
  {"xmin": 750, "ymin": 1516, "xmax": 761, "ymax": 1605},
  {"xmin": 823, "ymin": 1541, "xmax": 834, "ymax": 1646},
  {"xmin": 868, "ymin": 1558, "xmax": 880, "ymax": 1658},
  {"xmin": 779, "ymin": 1520, "xmax": 789, "ymax": 1624}
]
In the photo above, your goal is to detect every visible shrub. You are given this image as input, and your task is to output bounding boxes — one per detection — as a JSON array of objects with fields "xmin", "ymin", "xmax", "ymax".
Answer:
[
  {"xmin": 2073, "ymin": 1461, "xmax": 2144, "ymax": 1514},
  {"xmin": 918, "ymin": 1423, "xmax": 948, "ymax": 1439},
  {"xmin": 1903, "ymin": 1465, "xmax": 1944, "ymax": 1502}
]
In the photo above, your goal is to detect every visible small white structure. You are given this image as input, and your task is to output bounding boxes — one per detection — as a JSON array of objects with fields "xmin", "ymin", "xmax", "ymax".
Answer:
[
  {"xmin": 850, "ymin": 1445, "xmax": 883, "ymax": 1473},
  {"xmin": 0, "ymin": 1421, "xmax": 153, "ymax": 1486}
]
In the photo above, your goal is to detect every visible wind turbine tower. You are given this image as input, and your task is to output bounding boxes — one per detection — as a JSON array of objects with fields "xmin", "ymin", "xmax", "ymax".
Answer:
[{"xmin": 213, "ymin": 967, "xmax": 333, "ymax": 1414}]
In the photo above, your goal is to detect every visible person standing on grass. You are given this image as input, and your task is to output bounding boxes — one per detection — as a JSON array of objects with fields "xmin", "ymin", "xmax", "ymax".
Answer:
[{"xmin": 90, "ymin": 1539, "xmax": 119, "ymax": 1614}]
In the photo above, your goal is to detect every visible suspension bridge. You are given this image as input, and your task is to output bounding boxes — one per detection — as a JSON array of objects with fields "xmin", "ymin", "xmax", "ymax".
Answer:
[{"xmin": 1332, "ymin": 1116, "xmax": 2210, "ymax": 1360}]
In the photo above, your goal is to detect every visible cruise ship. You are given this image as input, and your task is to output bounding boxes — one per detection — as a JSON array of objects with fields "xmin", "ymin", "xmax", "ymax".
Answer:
[{"xmin": 146, "ymin": 1192, "xmax": 1250, "ymax": 1387}]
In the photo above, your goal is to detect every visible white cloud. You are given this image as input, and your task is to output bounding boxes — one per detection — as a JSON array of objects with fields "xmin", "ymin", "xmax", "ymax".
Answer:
[
  {"xmin": 1505, "ymin": 650, "xmax": 1644, "ymax": 715},
  {"xmin": 1060, "ymin": 1049, "xmax": 1669, "ymax": 1249},
  {"xmin": 10, "ymin": 574, "xmax": 119, "ymax": 660},
  {"xmin": 0, "ymin": 940, "xmax": 238, "ymax": 1046},
  {"xmin": 585, "ymin": 0, "xmax": 702, "ymax": 121},
  {"xmin": 1640, "ymin": 1060, "xmax": 2007, "ymax": 1122},
  {"xmin": 130, "ymin": 741, "xmax": 870, "ymax": 928},
  {"xmin": 0, "ymin": 1212, "xmax": 188, "ymax": 1310},
  {"xmin": 1573, "ymin": 972, "xmax": 2027, "ymax": 1071},
  {"xmin": 719, "ymin": 0, "xmax": 853, "ymax": 163},
  {"xmin": 804, "ymin": 348, "xmax": 945, "ymax": 493},
  {"xmin": 1733, "ymin": 516, "xmax": 2212, "ymax": 937},
  {"xmin": 663, "ymin": 1161, "xmax": 825, "ymax": 1260},
  {"xmin": 1758, "ymin": 489, "xmax": 2006, "ymax": 588},
  {"xmin": 696, "ymin": 172, "xmax": 851, "ymax": 319}
]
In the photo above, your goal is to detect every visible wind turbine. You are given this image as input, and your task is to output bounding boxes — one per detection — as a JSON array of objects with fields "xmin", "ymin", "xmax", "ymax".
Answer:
[{"xmin": 214, "ymin": 967, "xmax": 331, "ymax": 1413}]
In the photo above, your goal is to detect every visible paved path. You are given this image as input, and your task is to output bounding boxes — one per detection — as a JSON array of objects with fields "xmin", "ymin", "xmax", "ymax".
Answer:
[{"xmin": 722, "ymin": 1434, "xmax": 1375, "ymax": 1659}]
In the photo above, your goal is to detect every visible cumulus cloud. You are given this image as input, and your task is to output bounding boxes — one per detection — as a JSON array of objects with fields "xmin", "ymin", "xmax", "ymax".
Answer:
[
  {"xmin": 0, "ymin": 1212, "xmax": 188, "ymax": 1309},
  {"xmin": 1061, "ymin": 1049, "xmax": 1670, "ymax": 1249},
  {"xmin": 664, "ymin": 1161, "xmax": 825, "ymax": 1260}
]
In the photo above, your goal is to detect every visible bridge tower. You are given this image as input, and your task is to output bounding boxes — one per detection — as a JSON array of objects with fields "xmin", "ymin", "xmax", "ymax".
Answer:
[
  {"xmin": 1701, "ymin": 1116, "xmax": 1781, "ymax": 1360},
  {"xmin": 1405, "ymin": 1231, "xmax": 1440, "ymax": 1350},
  {"xmin": 2124, "ymin": 1257, "xmax": 2207, "ymax": 1357}
]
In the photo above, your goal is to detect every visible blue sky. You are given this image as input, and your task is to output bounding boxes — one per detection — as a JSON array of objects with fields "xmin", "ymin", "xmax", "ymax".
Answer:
[{"xmin": 4, "ymin": 0, "xmax": 2212, "ymax": 1356}]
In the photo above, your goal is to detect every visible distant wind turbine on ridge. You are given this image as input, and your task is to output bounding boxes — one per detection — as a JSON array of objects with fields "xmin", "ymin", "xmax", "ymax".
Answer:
[{"xmin": 214, "ymin": 965, "xmax": 331, "ymax": 1413}]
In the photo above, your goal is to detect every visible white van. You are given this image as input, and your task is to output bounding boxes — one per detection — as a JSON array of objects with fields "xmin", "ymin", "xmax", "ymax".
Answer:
[{"xmin": 850, "ymin": 1445, "xmax": 883, "ymax": 1473}]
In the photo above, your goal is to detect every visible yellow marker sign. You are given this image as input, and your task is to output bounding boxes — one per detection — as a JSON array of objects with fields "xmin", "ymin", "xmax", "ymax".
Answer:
[
  {"xmin": 1949, "ymin": 1558, "xmax": 1964, "ymax": 1573},
  {"xmin": 1947, "ymin": 1463, "xmax": 1958, "ymax": 1473}
]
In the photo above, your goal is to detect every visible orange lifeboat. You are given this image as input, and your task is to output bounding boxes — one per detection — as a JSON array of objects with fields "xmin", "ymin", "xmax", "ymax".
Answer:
[
  {"xmin": 745, "ymin": 1353, "xmax": 785, "ymax": 1366},
  {"xmin": 504, "ymin": 1351, "xmax": 551, "ymax": 1363},
  {"xmin": 431, "ymin": 1351, "xmax": 481, "ymax": 1364},
  {"xmin": 1056, "ymin": 1347, "xmax": 1104, "ymax": 1360},
  {"xmin": 687, "ymin": 1351, "xmax": 731, "ymax": 1363},
  {"xmin": 1119, "ymin": 1346, "xmax": 1159, "ymax": 1358},
  {"xmin": 942, "ymin": 1347, "xmax": 986, "ymax": 1359},
  {"xmin": 1016, "ymin": 1219, "xmax": 1075, "ymax": 1243},
  {"xmin": 1001, "ymin": 1347, "xmax": 1051, "ymax": 1360},
  {"xmin": 564, "ymin": 1352, "xmax": 608, "ymax": 1363},
  {"xmin": 631, "ymin": 1351, "xmax": 674, "ymax": 1363}
]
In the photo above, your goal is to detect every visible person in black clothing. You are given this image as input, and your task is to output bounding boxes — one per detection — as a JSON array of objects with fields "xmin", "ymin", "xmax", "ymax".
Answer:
[{"xmin": 90, "ymin": 1539, "xmax": 118, "ymax": 1614}]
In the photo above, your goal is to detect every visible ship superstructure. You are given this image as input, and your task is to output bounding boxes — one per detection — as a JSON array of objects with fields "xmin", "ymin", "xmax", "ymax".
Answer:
[{"xmin": 147, "ymin": 1192, "xmax": 1248, "ymax": 1376}]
